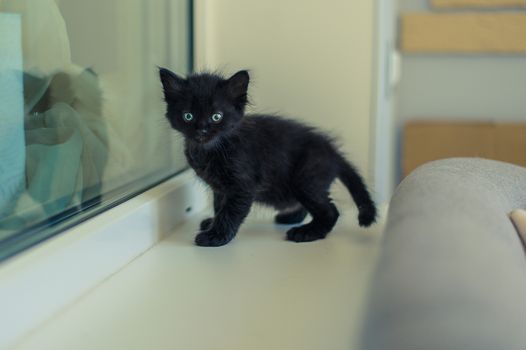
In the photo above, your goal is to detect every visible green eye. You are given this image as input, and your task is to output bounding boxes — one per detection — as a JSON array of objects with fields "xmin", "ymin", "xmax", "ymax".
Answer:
[
  {"xmin": 182, "ymin": 112, "xmax": 194, "ymax": 122},
  {"xmin": 211, "ymin": 113, "xmax": 223, "ymax": 123}
]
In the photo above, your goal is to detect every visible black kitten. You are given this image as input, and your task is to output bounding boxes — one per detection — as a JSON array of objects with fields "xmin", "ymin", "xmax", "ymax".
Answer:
[{"xmin": 159, "ymin": 68, "xmax": 377, "ymax": 247}]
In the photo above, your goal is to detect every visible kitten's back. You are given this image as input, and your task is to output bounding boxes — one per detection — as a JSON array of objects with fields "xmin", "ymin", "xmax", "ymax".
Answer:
[
  {"xmin": 235, "ymin": 113, "xmax": 341, "ymax": 180},
  {"xmin": 240, "ymin": 114, "xmax": 336, "ymax": 149}
]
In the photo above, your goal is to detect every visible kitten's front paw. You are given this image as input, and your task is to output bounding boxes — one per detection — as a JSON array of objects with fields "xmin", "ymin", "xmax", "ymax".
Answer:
[
  {"xmin": 358, "ymin": 203, "xmax": 377, "ymax": 227},
  {"xmin": 199, "ymin": 217, "xmax": 214, "ymax": 231},
  {"xmin": 195, "ymin": 229, "xmax": 233, "ymax": 247}
]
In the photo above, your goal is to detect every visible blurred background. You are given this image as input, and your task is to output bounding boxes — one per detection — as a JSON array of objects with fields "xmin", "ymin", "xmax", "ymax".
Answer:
[
  {"xmin": 195, "ymin": 0, "xmax": 526, "ymax": 204},
  {"xmin": 194, "ymin": 0, "xmax": 392, "ymax": 204},
  {"xmin": 398, "ymin": 0, "xmax": 526, "ymax": 183}
]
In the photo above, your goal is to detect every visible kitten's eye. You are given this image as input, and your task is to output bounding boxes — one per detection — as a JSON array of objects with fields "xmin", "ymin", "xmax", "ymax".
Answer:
[
  {"xmin": 182, "ymin": 112, "xmax": 194, "ymax": 122},
  {"xmin": 211, "ymin": 113, "xmax": 223, "ymax": 123}
]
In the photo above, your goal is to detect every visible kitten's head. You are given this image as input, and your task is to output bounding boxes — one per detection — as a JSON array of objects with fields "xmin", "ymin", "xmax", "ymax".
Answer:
[{"xmin": 159, "ymin": 68, "xmax": 249, "ymax": 146}]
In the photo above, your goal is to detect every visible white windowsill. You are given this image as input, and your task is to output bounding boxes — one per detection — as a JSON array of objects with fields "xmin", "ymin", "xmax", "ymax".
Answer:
[
  {"xmin": 0, "ymin": 170, "xmax": 208, "ymax": 349},
  {"xmin": 6, "ymin": 201, "xmax": 387, "ymax": 350}
]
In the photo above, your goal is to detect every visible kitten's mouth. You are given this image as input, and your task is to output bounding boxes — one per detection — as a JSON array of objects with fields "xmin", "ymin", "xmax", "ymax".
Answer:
[{"xmin": 195, "ymin": 135, "xmax": 209, "ymax": 144}]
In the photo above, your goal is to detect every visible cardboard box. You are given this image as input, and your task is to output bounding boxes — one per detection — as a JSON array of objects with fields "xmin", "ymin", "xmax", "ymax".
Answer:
[
  {"xmin": 495, "ymin": 124, "xmax": 526, "ymax": 167},
  {"xmin": 401, "ymin": 13, "xmax": 526, "ymax": 53},
  {"xmin": 432, "ymin": 0, "xmax": 526, "ymax": 8},
  {"xmin": 403, "ymin": 121, "xmax": 526, "ymax": 177}
]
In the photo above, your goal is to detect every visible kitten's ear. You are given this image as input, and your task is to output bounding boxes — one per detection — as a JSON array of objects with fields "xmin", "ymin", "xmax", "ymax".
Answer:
[
  {"xmin": 159, "ymin": 67, "xmax": 185, "ymax": 99},
  {"xmin": 224, "ymin": 70, "xmax": 249, "ymax": 103}
]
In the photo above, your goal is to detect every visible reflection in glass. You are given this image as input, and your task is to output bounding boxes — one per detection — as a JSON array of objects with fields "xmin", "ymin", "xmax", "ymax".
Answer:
[{"xmin": 0, "ymin": 0, "xmax": 191, "ymax": 259}]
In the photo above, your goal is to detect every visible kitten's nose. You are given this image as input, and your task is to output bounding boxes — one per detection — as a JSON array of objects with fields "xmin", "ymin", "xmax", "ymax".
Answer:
[{"xmin": 197, "ymin": 129, "xmax": 208, "ymax": 136}]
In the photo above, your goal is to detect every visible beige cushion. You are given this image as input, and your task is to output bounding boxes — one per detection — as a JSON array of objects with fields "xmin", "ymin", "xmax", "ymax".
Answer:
[{"xmin": 510, "ymin": 209, "xmax": 526, "ymax": 248}]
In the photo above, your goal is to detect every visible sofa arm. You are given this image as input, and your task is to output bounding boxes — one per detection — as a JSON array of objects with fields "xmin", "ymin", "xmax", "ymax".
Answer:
[{"xmin": 361, "ymin": 158, "xmax": 526, "ymax": 350}]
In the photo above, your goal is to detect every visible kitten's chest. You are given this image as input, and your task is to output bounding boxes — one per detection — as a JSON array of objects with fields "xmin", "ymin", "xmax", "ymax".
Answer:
[{"xmin": 185, "ymin": 147, "xmax": 232, "ymax": 191}]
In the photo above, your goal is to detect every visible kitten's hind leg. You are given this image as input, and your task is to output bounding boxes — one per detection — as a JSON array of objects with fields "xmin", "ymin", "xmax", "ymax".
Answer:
[
  {"xmin": 286, "ymin": 191, "xmax": 339, "ymax": 243},
  {"xmin": 275, "ymin": 204, "xmax": 308, "ymax": 225}
]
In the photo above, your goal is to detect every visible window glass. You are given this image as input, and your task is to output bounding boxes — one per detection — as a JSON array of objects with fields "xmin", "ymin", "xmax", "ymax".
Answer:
[{"xmin": 0, "ymin": 0, "xmax": 192, "ymax": 260}]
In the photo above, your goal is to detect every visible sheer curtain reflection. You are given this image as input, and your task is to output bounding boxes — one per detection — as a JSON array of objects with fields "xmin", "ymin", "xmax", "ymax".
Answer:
[{"xmin": 0, "ymin": 0, "xmax": 190, "ymax": 254}]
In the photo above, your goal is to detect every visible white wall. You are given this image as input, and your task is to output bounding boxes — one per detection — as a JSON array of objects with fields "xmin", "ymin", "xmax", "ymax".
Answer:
[{"xmin": 195, "ymin": 0, "xmax": 376, "ymax": 187}]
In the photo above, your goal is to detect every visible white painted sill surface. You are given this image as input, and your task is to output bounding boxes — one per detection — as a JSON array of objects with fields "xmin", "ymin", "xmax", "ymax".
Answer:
[{"xmin": 8, "ymin": 203, "xmax": 387, "ymax": 350}]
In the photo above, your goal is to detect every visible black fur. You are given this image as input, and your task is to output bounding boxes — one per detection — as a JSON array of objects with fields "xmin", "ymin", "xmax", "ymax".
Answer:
[{"xmin": 159, "ymin": 68, "xmax": 377, "ymax": 247}]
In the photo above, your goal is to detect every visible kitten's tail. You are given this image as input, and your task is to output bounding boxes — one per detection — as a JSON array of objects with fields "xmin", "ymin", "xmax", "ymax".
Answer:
[{"xmin": 337, "ymin": 156, "xmax": 377, "ymax": 227}]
